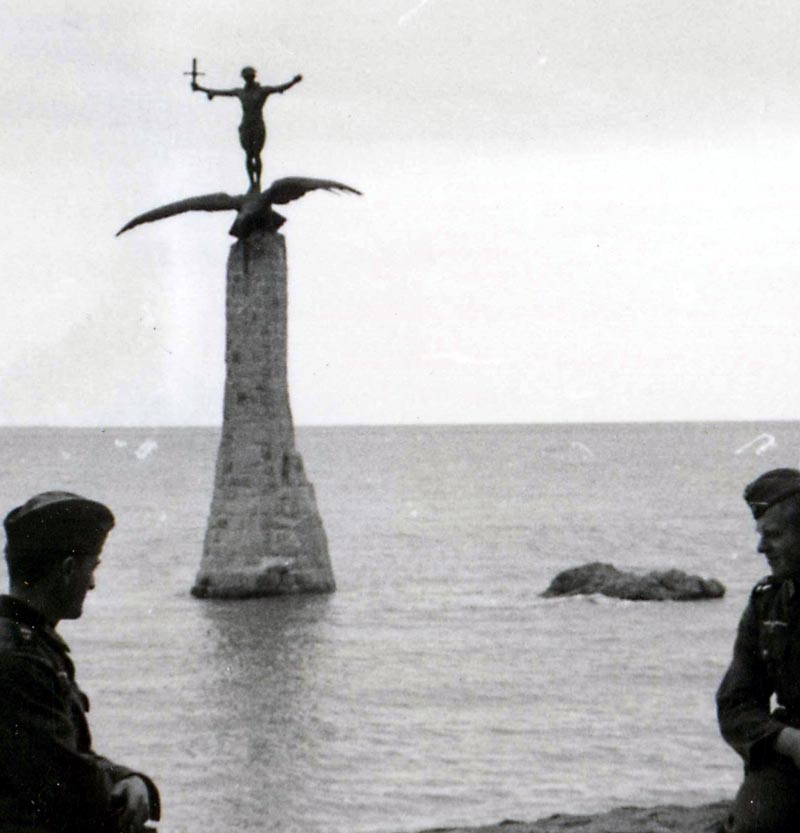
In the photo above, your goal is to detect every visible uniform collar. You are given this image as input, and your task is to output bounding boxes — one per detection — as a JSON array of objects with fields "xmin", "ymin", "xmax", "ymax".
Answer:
[
  {"xmin": 0, "ymin": 595, "xmax": 70, "ymax": 652},
  {"xmin": 759, "ymin": 575, "xmax": 797, "ymax": 593},
  {"xmin": 771, "ymin": 576, "xmax": 800, "ymax": 606}
]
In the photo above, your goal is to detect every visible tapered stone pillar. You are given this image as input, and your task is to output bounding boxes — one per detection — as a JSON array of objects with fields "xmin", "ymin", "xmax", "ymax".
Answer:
[{"xmin": 192, "ymin": 229, "xmax": 335, "ymax": 598}]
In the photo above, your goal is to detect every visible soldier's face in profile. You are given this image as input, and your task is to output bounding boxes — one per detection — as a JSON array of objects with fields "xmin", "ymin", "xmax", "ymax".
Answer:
[
  {"xmin": 756, "ymin": 502, "xmax": 800, "ymax": 580},
  {"xmin": 60, "ymin": 551, "xmax": 102, "ymax": 620}
]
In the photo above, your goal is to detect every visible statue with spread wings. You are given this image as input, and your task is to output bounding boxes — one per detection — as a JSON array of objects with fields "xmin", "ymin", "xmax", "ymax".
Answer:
[
  {"xmin": 118, "ymin": 60, "xmax": 360, "ymax": 239},
  {"xmin": 117, "ymin": 177, "xmax": 361, "ymax": 239}
]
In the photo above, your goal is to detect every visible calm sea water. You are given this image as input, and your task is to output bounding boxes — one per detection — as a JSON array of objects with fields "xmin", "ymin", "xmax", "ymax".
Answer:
[{"xmin": 0, "ymin": 422, "xmax": 798, "ymax": 833}]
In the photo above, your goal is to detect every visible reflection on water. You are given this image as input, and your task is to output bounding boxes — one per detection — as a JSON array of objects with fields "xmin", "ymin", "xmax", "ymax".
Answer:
[{"xmin": 191, "ymin": 597, "xmax": 335, "ymax": 832}]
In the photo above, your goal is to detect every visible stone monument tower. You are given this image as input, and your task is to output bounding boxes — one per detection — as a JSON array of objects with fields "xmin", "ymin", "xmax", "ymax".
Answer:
[{"xmin": 117, "ymin": 60, "xmax": 359, "ymax": 597}]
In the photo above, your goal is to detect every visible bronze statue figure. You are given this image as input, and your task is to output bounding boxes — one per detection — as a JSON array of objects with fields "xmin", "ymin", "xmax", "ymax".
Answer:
[
  {"xmin": 119, "ymin": 60, "xmax": 360, "ymax": 239},
  {"xmin": 190, "ymin": 64, "xmax": 302, "ymax": 190}
]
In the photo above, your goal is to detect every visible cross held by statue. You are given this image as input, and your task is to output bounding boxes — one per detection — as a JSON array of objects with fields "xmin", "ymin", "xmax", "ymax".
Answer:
[{"xmin": 184, "ymin": 58, "xmax": 205, "ymax": 85}]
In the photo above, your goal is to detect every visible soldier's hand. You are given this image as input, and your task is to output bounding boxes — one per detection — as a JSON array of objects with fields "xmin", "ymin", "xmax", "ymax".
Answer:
[
  {"xmin": 775, "ymin": 727, "xmax": 800, "ymax": 769},
  {"xmin": 111, "ymin": 776, "xmax": 151, "ymax": 832},
  {"xmin": 293, "ymin": 74, "xmax": 303, "ymax": 83},
  {"xmin": 191, "ymin": 81, "xmax": 198, "ymax": 91}
]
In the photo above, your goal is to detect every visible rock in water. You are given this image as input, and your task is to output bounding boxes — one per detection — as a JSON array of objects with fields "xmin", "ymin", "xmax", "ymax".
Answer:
[{"xmin": 542, "ymin": 561, "xmax": 725, "ymax": 601}]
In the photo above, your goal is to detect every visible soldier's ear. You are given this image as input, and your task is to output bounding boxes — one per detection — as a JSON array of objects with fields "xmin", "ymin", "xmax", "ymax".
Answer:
[{"xmin": 60, "ymin": 556, "xmax": 77, "ymax": 583}]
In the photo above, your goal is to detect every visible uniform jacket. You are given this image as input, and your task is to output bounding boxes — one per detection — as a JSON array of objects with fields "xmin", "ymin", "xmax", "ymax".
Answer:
[
  {"xmin": 0, "ymin": 595, "xmax": 160, "ymax": 833},
  {"xmin": 717, "ymin": 576, "xmax": 800, "ymax": 769}
]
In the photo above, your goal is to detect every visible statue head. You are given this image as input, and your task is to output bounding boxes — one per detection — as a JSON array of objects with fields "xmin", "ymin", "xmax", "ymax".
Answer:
[{"xmin": 241, "ymin": 66, "xmax": 257, "ymax": 82}]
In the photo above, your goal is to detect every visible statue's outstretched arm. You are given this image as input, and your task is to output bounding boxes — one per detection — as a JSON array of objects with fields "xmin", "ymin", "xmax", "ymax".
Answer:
[
  {"xmin": 266, "ymin": 75, "xmax": 303, "ymax": 95},
  {"xmin": 116, "ymin": 193, "xmax": 244, "ymax": 236},
  {"xmin": 191, "ymin": 82, "xmax": 241, "ymax": 100}
]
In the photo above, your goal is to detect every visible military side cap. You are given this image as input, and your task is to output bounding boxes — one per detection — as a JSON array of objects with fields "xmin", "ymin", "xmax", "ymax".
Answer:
[
  {"xmin": 4, "ymin": 491, "xmax": 115, "ymax": 555},
  {"xmin": 744, "ymin": 469, "xmax": 800, "ymax": 519}
]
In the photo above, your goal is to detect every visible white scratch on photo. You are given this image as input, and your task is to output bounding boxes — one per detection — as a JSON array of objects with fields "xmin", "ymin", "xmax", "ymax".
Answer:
[{"xmin": 399, "ymin": 0, "xmax": 434, "ymax": 26}]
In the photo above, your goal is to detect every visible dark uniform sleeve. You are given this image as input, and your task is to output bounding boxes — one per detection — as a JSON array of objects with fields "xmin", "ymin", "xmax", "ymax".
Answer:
[
  {"xmin": 716, "ymin": 596, "xmax": 786, "ymax": 767},
  {"xmin": 0, "ymin": 646, "xmax": 159, "ymax": 830}
]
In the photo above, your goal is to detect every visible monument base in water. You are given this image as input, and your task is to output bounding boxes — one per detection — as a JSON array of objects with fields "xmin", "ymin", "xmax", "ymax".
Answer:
[{"xmin": 192, "ymin": 230, "xmax": 335, "ymax": 598}]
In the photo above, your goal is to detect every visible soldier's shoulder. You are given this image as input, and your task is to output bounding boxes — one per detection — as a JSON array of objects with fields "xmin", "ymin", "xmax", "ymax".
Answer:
[
  {"xmin": 0, "ymin": 616, "xmax": 43, "ymax": 654},
  {"xmin": 0, "ymin": 619, "xmax": 57, "ymax": 691}
]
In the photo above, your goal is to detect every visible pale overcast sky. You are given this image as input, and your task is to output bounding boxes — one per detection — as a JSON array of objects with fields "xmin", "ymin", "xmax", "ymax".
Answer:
[{"xmin": 1, "ymin": 0, "xmax": 799, "ymax": 425}]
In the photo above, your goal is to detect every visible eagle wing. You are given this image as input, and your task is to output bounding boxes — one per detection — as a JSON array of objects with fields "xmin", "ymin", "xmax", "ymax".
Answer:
[
  {"xmin": 116, "ymin": 193, "xmax": 244, "ymax": 236},
  {"xmin": 262, "ymin": 177, "xmax": 362, "ymax": 207}
]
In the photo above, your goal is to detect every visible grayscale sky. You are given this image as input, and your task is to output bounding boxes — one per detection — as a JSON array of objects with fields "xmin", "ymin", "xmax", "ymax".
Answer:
[{"xmin": 2, "ymin": 0, "xmax": 799, "ymax": 425}]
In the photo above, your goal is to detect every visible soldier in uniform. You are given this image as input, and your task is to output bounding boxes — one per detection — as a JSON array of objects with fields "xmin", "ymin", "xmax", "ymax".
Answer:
[
  {"xmin": 717, "ymin": 468, "xmax": 800, "ymax": 832},
  {"xmin": 0, "ymin": 491, "xmax": 161, "ymax": 833}
]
